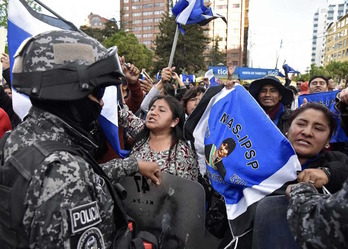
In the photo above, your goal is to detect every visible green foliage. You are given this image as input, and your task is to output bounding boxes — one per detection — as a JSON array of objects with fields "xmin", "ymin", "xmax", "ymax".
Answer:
[
  {"xmin": 80, "ymin": 20, "xmax": 119, "ymax": 43},
  {"xmin": 103, "ymin": 31, "xmax": 153, "ymax": 71},
  {"xmin": 207, "ymin": 36, "xmax": 226, "ymax": 66},
  {"xmin": 325, "ymin": 61, "xmax": 348, "ymax": 81},
  {"xmin": 309, "ymin": 64, "xmax": 329, "ymax": 78},
  {"xmin": 293, "ymin": 61, "xmax": 348, "ymax": 85},
  {"xmin": 0, "ymin": 0, "xmax": 41, "ymax": 28},
  {"xmin": 153, "ymin": 13, "xmax": 209, "ymax": 74}
]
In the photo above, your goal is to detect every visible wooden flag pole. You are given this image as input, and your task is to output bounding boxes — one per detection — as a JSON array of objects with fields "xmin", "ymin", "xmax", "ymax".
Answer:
[{"xmin": 168, "ymin": 25, "xmax": 180, "ymax": 67}]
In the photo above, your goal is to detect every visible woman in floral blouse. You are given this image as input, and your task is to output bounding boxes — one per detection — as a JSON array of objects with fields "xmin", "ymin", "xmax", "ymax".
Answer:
[{"xmin": 119, "ymin": 95, "xmax": 199, "ymax": 181}]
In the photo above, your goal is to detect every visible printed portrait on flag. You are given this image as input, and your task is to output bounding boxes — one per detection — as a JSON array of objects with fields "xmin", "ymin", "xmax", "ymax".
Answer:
[{"xmin": 205, "ymin": 137, "xmax": 236, "ymax": 179}]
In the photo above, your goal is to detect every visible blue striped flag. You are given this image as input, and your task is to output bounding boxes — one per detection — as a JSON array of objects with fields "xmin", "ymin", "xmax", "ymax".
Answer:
[
  {"xmin": 172, "ymin": 0, "xmax": 226, "ymax": 27},
  {"xmin": 205, "ymin": 69, "xmax": 220, "ymax": 87},
  {"xmin": 184, "ymin": 84, "xmax": 301, "ymax": 239},
  {"xmin": 8, "ymin": 0, "xmax": 129, "ymax": 158}
]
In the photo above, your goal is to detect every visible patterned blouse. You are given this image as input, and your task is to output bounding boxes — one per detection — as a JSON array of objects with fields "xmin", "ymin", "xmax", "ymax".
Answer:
[{"xmin": 119, "ymin": 105, "xmax": 199, "ymax": 181}]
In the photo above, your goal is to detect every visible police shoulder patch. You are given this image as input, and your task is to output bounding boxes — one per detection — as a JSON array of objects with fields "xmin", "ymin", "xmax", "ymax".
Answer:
[
  {"xmin": 77, "ymin": 227, "xmax": 105, "ymax": 249},
  {"xmin": 69, "ymin": 201, "xmax": 102, "ymax": 234}
]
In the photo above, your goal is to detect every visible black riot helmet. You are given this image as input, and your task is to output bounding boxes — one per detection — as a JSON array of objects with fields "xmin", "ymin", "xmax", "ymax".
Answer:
[{"xmin": 12, "ymin": 30, "xmax": 124, "ymax": 101}]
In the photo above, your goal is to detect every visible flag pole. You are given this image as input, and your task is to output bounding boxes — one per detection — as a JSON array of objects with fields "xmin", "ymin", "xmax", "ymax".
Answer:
[{"xmin": 168, "ymin": 25, "xmax": 179, "ymax": 67}]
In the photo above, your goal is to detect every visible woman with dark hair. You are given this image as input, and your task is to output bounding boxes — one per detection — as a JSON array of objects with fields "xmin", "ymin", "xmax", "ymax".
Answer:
[
  {"xmin": 119, "ymin": 95, "xmax": 199, "ymax": 181},
  {"xmin": 286, "ymin": 102, "xmax": 347, "ymax": 192},
  {"xmin": 181, "ymin": 86, "xmax": 206, "ymax": 116},
  {"xmin": 252, "ymin": 102, "xmax": 348, "ymax": 249}
]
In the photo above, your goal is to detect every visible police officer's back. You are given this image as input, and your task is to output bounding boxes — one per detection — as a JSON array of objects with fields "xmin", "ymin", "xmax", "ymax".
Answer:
[{"xmin": 0, "ymin": 30, "xmax": 157, "ymax": 248}]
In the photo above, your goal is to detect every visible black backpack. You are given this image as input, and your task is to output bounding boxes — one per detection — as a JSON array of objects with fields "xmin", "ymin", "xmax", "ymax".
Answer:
[{"xmin": 0, "ymin": 132, "xmax": 157, "ymax": 249}]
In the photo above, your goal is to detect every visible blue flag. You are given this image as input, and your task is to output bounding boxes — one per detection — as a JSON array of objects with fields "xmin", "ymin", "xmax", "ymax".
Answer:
[
  {"xmin": 180, "ymin": 73, "xmax": 196, "ymax": 84},
  {"xmin": 205, "ymin": 69, "xmax": 220, "ymax": 87},
  {"xmin": 7, "ymin": 0, "xmax": 76, "ymax": 119},
  {"xmin": 172, "ymin": 0, "xmax": 226, "ymax": 29},
  {"xmin": 8, "ymin": 0, "xmax": 129, "ymax": 158},
  {"xmin": 185, "ymin": 84, "xmax": 300, "ymax": 237},
  {"xmin": 298, "ymin": 91, "xmax": 348, "ymax": 143},
  {"xmin": 282, "ymin": 64, "xmax": 300, "ymax": 74}
]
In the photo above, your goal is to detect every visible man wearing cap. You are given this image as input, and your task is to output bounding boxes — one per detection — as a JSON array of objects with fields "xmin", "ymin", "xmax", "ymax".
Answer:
[
  {"xmin": 308, "ymin": 75, "xmax": 329, "ymax": 93},
  {"xmin": 249, "ymin": 76, "xmax": 294, "ymax": 134}
]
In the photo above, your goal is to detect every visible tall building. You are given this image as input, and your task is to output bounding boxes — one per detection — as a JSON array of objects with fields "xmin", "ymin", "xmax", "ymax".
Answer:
[
  {"xmin": 205, "ymin": 0, "xmax": 249, "ymax": 66},
  {"xmin": 312, "ymin": 0, "xmax": 348, "ymax": 66},
  {"xmin": 325, "ymin": 13, "xmax": 348, "ymax": 64},
  {"xmin": 120, "ymin": 0, "xmax": 248, "ymax": 67},
  {"xmin": 120, "ymin": 0, "xmax": 169, "ymax": 48}
]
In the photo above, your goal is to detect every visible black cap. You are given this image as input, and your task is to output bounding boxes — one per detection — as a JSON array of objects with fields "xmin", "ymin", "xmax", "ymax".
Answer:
[{"xmin": 249, "ymin": 76, "xmax": 294, "ymax": 106}]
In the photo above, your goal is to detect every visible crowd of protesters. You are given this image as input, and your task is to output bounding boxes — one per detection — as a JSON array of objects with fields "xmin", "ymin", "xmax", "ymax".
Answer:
[{"xmin": 0, "ymin": 30, "xmax": 348, "ymax": 249}]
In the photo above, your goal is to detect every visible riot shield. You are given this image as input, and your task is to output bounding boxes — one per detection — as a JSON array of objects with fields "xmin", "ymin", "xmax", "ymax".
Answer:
[{"xmin": 120, "ymin": 173, "xmax": 205, "ymax": 249}]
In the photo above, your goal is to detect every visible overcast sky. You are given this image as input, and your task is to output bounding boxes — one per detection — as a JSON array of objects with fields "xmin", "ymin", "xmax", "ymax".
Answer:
[
  {"xmin": 248, "ymin": 0, "xmax": 327, "ymax": 72},
  {"xmin": 39, "ymin": 0, "xmax": 329, "ymax": 73}
]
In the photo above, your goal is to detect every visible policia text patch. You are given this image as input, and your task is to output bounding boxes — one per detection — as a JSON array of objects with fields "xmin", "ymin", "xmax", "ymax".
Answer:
[{"xmin": 69, "ymin": 201, "xmax": 102, "ymax": 234}]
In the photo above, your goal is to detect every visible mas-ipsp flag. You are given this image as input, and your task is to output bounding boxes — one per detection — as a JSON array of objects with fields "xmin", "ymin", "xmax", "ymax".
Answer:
[
  {"xmin": 8, "ymin": 0, "xmax": 129, "ymax": 158},
  {"xmin": 298, "ymin": 91, "xmax": 348, "ymax": 143},
  {"xmin": 205, "ymin": 69, "xmax": 219, "ymax": 87},
  {"xmin": 172, "ymin": 0, "xmax": 226, "ymax": 31},
  {"xmin": 185, "ymin": 84, "xmax": 300, "ymax": 238}
]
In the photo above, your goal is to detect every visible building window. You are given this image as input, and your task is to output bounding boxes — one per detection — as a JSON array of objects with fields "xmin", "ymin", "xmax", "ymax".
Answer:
[
  {"xmin": 132, "ymin": 5, "xmax": 141, "ymax": 10},
  {"xmin": 143, "ymin": 18, "xmax": 153, "ymax": 23},
  {"xmin": 154, "ymin": 18, "xmax": 161, "ymax": 22},
  {"xmin": 135, "ymin": 34, "xmax": 141, "ymax": 38},
  {"xmin": 154, "ymin": 10, "xmax": 164, "ymax": 15},
  {"xmin": 143, "ymin": 11, "xmax": 153, "ymax": 16},
  {"xmin": 232, "ymin": 4, "xmax": 240, "ymax": 8},
  {"xmin": 124, "ymin": 0, "xmax": 129, "ymax": 2},
  {"xmin": 123, "ymin": 14, "xmax": 129, "ymax": 18},
  {"xmin": 143, "ymin": 26, "xmax": 153, "ymax": 30},
  {"xmin": 154, "ymin": 3, "xmax": 165, "ymax": 7},
  {"xmin": 132, "ymin": 19, "xmax": 141, "ymax": 24},
  {"xmin": 133, "ymin": 26, "xmax": 141, "ymax": 31},
  {"xmin": 143, "ymin": 3, "xmax": 152, "ymax": 8},
  {"xmin": 132, "ymin": 12, "xmax": 141, "ymax": 17},
  {"xmin": 143, "ymin": 33, "xmax": 153, "ymax": 37},
  {"xmin": 143, "ymin": 41, "xmax": 152, "ymax": 45},
  {"xmin": 123, "ymin": 6, "xmax": 129, "ymax": 10}
]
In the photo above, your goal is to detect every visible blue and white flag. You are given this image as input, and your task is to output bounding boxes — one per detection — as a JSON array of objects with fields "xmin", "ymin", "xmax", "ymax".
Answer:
[
  {"xmin": 172, "ymin": 0, "xmax": 226, "ymax": 27},
  {"xmin": 8, "ymin": 0, "xmax": 129, "ymax": 158},
  {"xmin": 282, "ymin": 64, "xmax": 300, "ymax": 74},
  {"xmin": 185, "ymin": 84, "xmax": 300, "ymax": 237},
  {"xmin": 180, "ymin": 73, "xmax": 195, "ymax": 84},
  {"xmin": 204, "ymin": 69, "xmax": 219, "ymax": 87},
  {"xmin": 298, "ymin": 91, "xmax": 348, "ymax": 143},
  {"xmin": 8, "ymin": 0, "xmax": 76, "ymax": 118}
]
